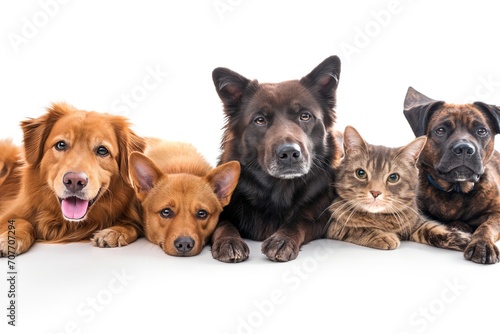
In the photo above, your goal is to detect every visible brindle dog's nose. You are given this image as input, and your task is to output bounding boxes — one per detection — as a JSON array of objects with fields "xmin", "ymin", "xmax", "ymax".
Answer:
[
  {"xmin": 63, "ymin": 172, "xmax": 88, "ymax": 192},
  {"xmin": 452, "ymin": 141, "xmax": 476, "ymax": 157}
]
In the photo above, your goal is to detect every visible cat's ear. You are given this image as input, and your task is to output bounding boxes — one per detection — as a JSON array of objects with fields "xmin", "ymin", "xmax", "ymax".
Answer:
[
  {"xmin": 398, "ymin": 136, "xmax": 427, "ymax": 164},
  {"xmin": 343, "ymin": 126, "xmax": 368, "ymax": 156}
]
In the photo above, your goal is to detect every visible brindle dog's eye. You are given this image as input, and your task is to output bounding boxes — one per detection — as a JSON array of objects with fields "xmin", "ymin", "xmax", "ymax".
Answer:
[
  {"xmin": 435, "ymin": 127, "xmax": 446, "ymax": 136},
  {"xmin": 477, "ymin": 128, "xmax": 488, "ymax": 137},
  {"xmin": 356, "ymin": 169, "xmax": 367, "ymax": 179},
  {"xmin": 387, "ymin": 173, "xmax": 400, "ymax": 183},
  {"xmin": 160, "ymin": 208, "xmax": 173, "ymax": 218},
  {"xmin": 96, "ymin": 146, "xmax": 109, "ymax": 157},
  {"xmin": 254, "ymin": 116, "xmax": 267, "ymax": 126},
  {"xmin": 196, "ymin": 210, "xmax": 208, "ymax": 220},
  {"xmin": 299, "ymin": 112, "xmax": 312, "ymax": 121},
  {"xmin": 55, "ymin": 141, "xmax": 67, "ymax": 151}
]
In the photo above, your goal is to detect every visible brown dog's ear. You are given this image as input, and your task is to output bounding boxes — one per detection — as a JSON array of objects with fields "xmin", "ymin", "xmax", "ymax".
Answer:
[
  {"xmin": 206, "ymin": 161, "xmax": 241, "ymax": 207},
  {"xmin": 21, "ymin": 102, "xmax": 71, "ymax": 166},
  {"xmin": 129, "ymin": 152, "xmax": 163, "ymax": 199},
  {"xmin": 403, "ymin": 87, "xmax": 445, "ymax": 137},
  {"xmin": 212, "ymin": 67, "xmax": 258, "ymax": 114},
  {"xmin": 300, "ymin": 55, "xmax": 341, "ymax": 109},
  {"xmin": 473, "ymin": 102, "xmax": 500, "ymax": 134},
  {"xmin": 112, "ymin": 118, "xmax": 146, "ymax": 184}
]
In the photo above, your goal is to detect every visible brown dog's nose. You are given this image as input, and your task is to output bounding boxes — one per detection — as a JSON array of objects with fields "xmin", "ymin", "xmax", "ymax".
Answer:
[
  {"xmin": 277, "ymin": 143, "xmax": 301, "ymax": 164},
  {"xmin": 63, "ymin": 172, "xmax": 88, "ymax": 192},
  {"xmin": 174, "ymin": 236, "xmax": 195, "ymax": 254},
  {"xmin": 453, "ymin": 142, "xmax": 475, "ymax": 157}
]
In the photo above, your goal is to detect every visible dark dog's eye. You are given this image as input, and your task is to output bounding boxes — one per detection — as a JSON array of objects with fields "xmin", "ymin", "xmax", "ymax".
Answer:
[
  {"xmin": 356, "ymin": 169, "xmax": 367, "ymax": 179},
  {"xmin": 96, "ymin": 146, "xmax": 109, "ymax": 157},
  {"xmin": 387, "ymin": 173, "xmax": 400, "ymax": 183},
  {"xmin": 435, "ymin": 127, "xmax": 446, "ymax": 136},
  {"xmin": 160, "ymin": 208, "xmax": 173, "ymax": 218},
  {"xmin": 299, "ymin": 112, "xmax": 312, "ymax": 121},
  {"xmin": 196, "ymin": 210, "xmax": 208, "ymax": 220},
  {"xmin": 254, "ymin": 116, "xmax": 267, "ymax": 126},
  {"xmin": 54, "ymin": 141, "xmax": 67, "ymax": 151},
  {"xmin": 477, "ymin": 128, "xmax": 488, "ymax": 137}
]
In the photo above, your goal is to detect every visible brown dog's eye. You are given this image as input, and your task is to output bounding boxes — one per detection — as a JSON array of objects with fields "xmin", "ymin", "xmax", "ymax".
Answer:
[
  {"xmin": 96, "ymin": 146, "xmax": 109, "ymax": 157},
  {"xmin": 160, "ymin": 208, "xmax": 173, "ymax": 218},
  {"xmin": 54, "ymin": 141, "xmax": 67, "ymax": 151},
  {"xmin": 435, "ymin": 127, "xmax": 446, "ymax": 136},
  {"xmin": 196, "ymin": 210, "xmax": 208, "ymax": 220},
  {"xmin": 477, "ymin": 128, "xmax": 488, "ymax": 137},
  {"xmin": 299, "ymin": 112, "xmax": 312, "ymax": 122},
  {"xmin": 254, "ymin": 116, "xmax": 267, "ymax": 126}
]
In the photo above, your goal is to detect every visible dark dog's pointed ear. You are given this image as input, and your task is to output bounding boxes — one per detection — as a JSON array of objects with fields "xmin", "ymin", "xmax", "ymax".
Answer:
[
  {"xmin": 212, "ymin": 67, "xmax": 257, "ymax": 113},
  {"xmin": 473, "ymin": 102, "xmax": 500, "ymax": 134},
  {"xmin": 403, "ymin": 87, "xmax": 444, "ymax": 137},
  {"xmin": 300, "ymin": 55, "xmax": 341, "ymax": 109}
]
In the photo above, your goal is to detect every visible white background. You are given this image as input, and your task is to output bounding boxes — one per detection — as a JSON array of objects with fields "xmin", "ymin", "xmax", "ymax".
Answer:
[{"xmin": 1, "ymin": 1, "xmax": 500, "ymax": 333}]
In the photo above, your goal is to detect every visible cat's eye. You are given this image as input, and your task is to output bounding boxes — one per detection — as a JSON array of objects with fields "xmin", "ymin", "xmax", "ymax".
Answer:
[
  {"xmin": 356, "ymin": 169, "xmax": 367, "ymax": 179},
  {"xmin": 477, "ymin": 127, "xmax": 488, "ymax": 137},
  {"xmin": 387, "ymin": 173, "xmax": 400, "ymax": 183},
  {"xmin": 435, "ymin": 127, "xmax": 446, "ymax": 136}
]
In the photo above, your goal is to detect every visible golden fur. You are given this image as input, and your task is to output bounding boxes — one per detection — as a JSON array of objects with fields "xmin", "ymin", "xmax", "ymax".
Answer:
[
  {"xmin": 0, "ymin": 102, "xmax": 145, "ymax": 256},
  {"xmin": 0, "ymin": 139, "xmax": 23, "ymax": 215},
  {"xmin": 130, "ymin": 139, "xmax": 240, "ymax": 256}
]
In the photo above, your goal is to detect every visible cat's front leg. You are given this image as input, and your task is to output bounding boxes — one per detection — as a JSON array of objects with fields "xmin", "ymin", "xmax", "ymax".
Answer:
[
  {"xmin": 410, "ymin": 220, "xmax": 471, "ymax": 251},
  {"xmin": 328, "ymin": 226, "xmax": 400, "ymax": 250}
]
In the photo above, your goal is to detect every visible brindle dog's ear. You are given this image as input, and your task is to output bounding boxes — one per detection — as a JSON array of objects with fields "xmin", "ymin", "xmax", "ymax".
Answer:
[
  {"xmin": 403, "ymin": 87, "xmax": 445, "ymax": 137},
  {"xmin": 212, "ymin": 67, "xmax": 257, "ymax": 114},
  {"xmin": 21, "ymin": 102, "xmax": 71, "ymax": 166},
  {"xmin": 473, "ymin": 101, "xmax": 500, "ymax": 134},
  {"xmin": 300, "ymin": 55, "xmax": 341, "ymax": 109}
]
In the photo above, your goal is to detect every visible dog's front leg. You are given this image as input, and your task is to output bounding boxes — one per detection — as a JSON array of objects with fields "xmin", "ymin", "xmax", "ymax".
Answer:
[
  {"xmin": 261, "ymin": 222, "xmax": 306, "ymax": 262},
  {"xmin": 0, "ymin": 218, "xmax": 36, "ymax": 256},
  {"xmin": 211, "ymin": 220, "xmax": 249, "ymax": 263},
  {"xmin": 464, "ymin": 214, "xmax": 500, "ymax": 264}
]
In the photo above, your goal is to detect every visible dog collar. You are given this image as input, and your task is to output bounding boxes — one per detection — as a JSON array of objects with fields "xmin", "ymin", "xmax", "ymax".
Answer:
[{"xmin": 427, "ymin": 174, "xmax": 473, "ymax": 193}]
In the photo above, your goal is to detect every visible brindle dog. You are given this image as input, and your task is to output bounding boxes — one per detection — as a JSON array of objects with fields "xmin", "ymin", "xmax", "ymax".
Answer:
[{"xmin": 404, "ymin": 87, "xmax": 500, "ymax": 264}]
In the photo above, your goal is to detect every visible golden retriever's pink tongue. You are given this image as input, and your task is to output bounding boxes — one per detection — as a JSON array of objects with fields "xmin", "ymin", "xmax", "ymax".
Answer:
[{"xmin": 61, "ymin": 197, "xmax": 89, "ymax": 219}]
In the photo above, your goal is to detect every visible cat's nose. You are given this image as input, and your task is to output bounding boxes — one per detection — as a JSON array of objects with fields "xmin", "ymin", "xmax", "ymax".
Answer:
[{"xmin": 370, "ymin": 190, "xmax": 382, "ymax": 198}]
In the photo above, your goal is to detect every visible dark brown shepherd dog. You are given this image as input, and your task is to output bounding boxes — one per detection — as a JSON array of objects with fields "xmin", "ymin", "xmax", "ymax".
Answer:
[
  {"xmin": 404, "ymin": 87, "xmax": 500, "ymax": 264},
  {"xmin": 211, "ymin": 56, "xmax": 341, "ymax": 262}
]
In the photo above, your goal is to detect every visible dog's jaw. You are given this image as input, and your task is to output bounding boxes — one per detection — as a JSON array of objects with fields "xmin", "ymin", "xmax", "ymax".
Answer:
[{"xmin": 58, "ymin": 187, "xmax": 102, "ymax": 221}]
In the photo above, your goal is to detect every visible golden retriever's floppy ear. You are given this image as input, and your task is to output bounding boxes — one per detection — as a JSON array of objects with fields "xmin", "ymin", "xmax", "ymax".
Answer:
[
  {"xmin": 206, "ymin": 161, "xmax": 241, "ymax": 207},
  {"xmin": 111, "ymin": 117, "xmax": 146, "ymax": 184},
  {"xmin": 21, "ymin": 102, "xmax": 72, "ymax": 166},
  {"xmin": 129, "ymin": 152, "xmax": 163, "ymax": 200}
]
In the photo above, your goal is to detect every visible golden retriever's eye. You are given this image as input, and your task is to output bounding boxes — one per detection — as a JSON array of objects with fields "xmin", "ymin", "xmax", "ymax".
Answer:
[
  {"xmin": 196, "ymin": 210, "xmax": 208, "ymax": 220},
  {"xmin": 96, "ymin": 146, "xmax": 109, "ymax": 157},
  {"xmin": 54, "ymin": 141, "xmax": 67, "ymax": 151},
  {"xmin": 159, "ymin": 208, "xmax": 173, "ymax": 219}
]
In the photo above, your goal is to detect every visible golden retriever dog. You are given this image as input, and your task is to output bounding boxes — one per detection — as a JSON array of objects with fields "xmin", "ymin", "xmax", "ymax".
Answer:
[
  {"xmin": 0, "ymin": 139, "xmax": 23, "ymax": 215},
  {"xmin": 0, "ymin": 102, "xmax": 145, "ymax": 256},
  {"xmin": 129, "ymin": 139, "xmax": 240, "ymax": 256}
]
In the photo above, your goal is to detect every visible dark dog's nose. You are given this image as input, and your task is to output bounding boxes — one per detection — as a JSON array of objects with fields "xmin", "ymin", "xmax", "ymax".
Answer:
[
  {"xmin": 452, "ymin": 141, "xmax": 476, "ymax": 157},
  {"xmin": 174, "ymin": 236, "xmax": 195, "ymax": 254},
  {"xmin": 277, "ymin": 143, "xmax": 301, "ymax": 164},
  {"xmin": 63, "ymin": 172, "xmax": 88, "ymax": 192}
]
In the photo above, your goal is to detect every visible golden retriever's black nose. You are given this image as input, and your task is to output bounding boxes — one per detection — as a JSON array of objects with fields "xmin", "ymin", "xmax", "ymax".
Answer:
[
  {"xmin": 453, "ymin": 141, "xmax": 476, "ymax": 157},
  {"xmin": 174, "ymin": 236, "xmax": 195, "ymax": 254},
  {"xmin": 63, "ymin": 172, "xmax": 88, "ymax": 192},
  {"xmin": 277, "ymin": 143, "xmax": 301, "ymax": 164}
]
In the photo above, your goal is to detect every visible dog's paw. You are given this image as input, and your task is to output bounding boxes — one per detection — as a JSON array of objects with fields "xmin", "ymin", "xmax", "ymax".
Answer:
[
  {"xmin": 464, "ymin": 239, "xmax": 500, "ymax": 264},
  {"xmin": 211, "ymin": 237, "xmax": 249, "ymax": 263},
  {"xmin": 261, "ymin": 234, "xmax": 299, "ymax": 262},
  {"xmin": 91, "ymin": 228, "xmax": 130, "ymax": 248},
  {"xmin": 369, "ymin": 233, "xmax": 400, "ymax": 250},
  {"xmin": 0, "ymin": 231, "xmax": 32, "ymax": 257}
]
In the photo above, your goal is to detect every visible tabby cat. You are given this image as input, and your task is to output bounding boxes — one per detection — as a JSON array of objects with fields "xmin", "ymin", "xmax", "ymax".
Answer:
[{"xmin": 326, "ymin": 126, "xmax": 470, "ymax": 251}]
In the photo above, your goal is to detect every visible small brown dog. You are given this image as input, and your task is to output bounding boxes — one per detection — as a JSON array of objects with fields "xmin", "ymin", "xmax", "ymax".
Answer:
[
  {"xmin": 404, "ymin": 87, "xmax": 500, "ymax": 264},
  {"xmin": 129, "ymin": 139, "xmax": 240, "ymax": 256},
  {"xmin": 0, "ymin": 139, "xmax": 23, "ymax": 215},
  {"xmin": 0, "ymin": 102, "xmax": 145, "ymax": 256}
]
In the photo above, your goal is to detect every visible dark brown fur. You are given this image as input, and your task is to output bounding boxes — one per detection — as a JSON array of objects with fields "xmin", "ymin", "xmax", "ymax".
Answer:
[
  {"xmin": 0, "ymin": 103, "xmax": 145, "ymax": 256},
  {"xmin": 404, "ymin": 87, "xmax": 500, "ymax": 264},
  {"xmin": 211, "ymin": 56, "xmax": 341, "ymax": 262},
  {"xmin": 0, "ymin": 140, "xmax": 23, "ymax": 215}
]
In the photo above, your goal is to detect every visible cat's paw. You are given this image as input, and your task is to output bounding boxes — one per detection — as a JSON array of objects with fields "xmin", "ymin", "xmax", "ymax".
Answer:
[
  {"xmin": 261, "ymin": 234, "xmax": 299, "ymax": 262},
  {"xmin": 211, "ymin": 236, "xmax": 249, "ymax": 263},
  {"xmin": 464, "ymin": 239, "xmax": 499, "ymax": 264},
  {"xmin": 445, "ymin": 229, "xmax": 471, "ymax": 251},
  {"xmin": 369, "ymin": 233, "xmax": 400, "ymax": 250}
]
